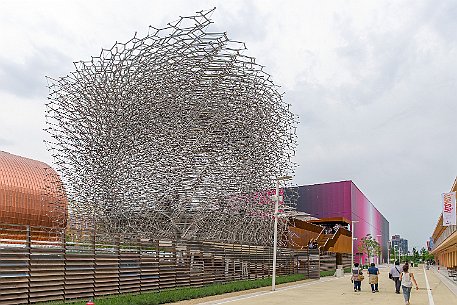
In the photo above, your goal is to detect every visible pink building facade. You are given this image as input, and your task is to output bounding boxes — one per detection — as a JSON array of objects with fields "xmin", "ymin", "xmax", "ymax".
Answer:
[{"xmin": 295, "ymin": 180, "xmax": 389, "ymax": 264}]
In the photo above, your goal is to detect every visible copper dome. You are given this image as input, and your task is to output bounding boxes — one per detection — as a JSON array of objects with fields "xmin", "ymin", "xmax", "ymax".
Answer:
[{"xmin": 0, "ymin": 151, "xmax": 67, "ymax": 230}]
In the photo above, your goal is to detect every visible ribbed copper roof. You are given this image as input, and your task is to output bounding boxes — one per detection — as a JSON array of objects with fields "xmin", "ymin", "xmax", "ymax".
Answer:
[{"xmin": 0, "ymin": 151, "xmax": 67, "ymax": 228}]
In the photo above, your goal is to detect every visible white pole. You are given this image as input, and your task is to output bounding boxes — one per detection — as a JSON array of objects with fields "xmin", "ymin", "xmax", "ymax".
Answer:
[
  {"xmin": 376, "ymin": 234, "xmax": 382, "ymax": 265},
  {"xmin": 387, "ymin": 241, "xmax": 390, "ymax": 265},
  {"xmin": 351, "ymin": 222, "xmax": 354, "ymax": 267},
  {"xmin": 272, "ymin": 179, "xmax": 279, "ymax": 291},
  {"xmin": 351, "ymin": 221, "xmax": 358, "ymax": 267}
]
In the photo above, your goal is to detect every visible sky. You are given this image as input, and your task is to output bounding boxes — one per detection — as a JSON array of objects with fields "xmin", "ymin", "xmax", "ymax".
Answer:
[{"xmin": 0, "ymin": 0, "xmax": 456, "ymax": 250}]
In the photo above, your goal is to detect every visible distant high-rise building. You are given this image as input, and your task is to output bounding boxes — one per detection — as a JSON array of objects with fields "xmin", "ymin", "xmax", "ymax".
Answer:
[{"xmin": 391, "ymin": 234, "xmax": 408, "ymax": 255}]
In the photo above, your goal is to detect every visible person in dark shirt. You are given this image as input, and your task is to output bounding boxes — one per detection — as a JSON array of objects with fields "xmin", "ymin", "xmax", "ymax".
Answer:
[{"xmin": 368, "ymin": 262, "xmax": 380, "ymax": 293}]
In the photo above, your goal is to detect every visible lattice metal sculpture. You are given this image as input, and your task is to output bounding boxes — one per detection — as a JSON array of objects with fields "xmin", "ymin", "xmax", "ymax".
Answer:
[{"xmin": 45, "ymin": 8, "xmax": 298, "ymax": 246}]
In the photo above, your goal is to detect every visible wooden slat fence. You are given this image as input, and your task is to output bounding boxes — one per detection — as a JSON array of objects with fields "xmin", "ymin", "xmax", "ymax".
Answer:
[
  {"xmin": 0, "ymin": 224, "xmax": 320, "ymax": 304},
  {"xmin": 320, "ymin": 252, "xmax": 352, "ymax": 272}
]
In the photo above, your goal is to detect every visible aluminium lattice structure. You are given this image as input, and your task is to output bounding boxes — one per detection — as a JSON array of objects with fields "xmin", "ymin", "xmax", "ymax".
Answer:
[{"xmin": 45, "ymin": 8, "xmax": 298, "ymax": 246}]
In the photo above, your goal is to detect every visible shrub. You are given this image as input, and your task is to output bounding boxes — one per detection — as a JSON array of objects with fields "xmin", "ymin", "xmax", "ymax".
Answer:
[
  {"xmin": 320, "ymin": 270, "xmax": 335, "ymax": 277},
  {"xmin": 39, "ymin": 274, "xmax": 306, "ymax": 305}
]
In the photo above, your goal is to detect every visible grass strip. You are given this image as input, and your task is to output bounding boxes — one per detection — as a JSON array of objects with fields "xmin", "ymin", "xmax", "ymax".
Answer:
[
  {"xmin": 39, "ymin": 274, "xmax": 306, "ymax": 305},
  {"xmin": 320, "ymin": 270, "xmax": 336, "ymax": 277},
  {"xmin": 321, "ymin": 267, "xmax": 352, "ymax": 277}
]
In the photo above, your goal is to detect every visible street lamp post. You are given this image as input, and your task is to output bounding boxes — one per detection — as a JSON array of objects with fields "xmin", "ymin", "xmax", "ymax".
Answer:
[
  {"xmin": 351, "ymin": 220, "xmax": 359, "ymax": 268},
  {"xmin": 394, "ymin": 245, "xmax": 398, "ymax": 263},
  {"xmin": 272, "ymin": 175, "xmax": 292, "ymax": 291},
  {"xmin": 387, "ymin": 240, "xmax": 391, "ymax": 265}
]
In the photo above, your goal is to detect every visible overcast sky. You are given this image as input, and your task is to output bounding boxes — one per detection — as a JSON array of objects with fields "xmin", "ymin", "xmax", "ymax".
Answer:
[{"xmin": 1, "ymin": 0, "xmax": 456, "ymax": 250}]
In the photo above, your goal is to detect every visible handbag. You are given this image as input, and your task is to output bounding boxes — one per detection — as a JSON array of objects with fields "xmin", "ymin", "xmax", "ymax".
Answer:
[{"xmin": 389, "ymin": 273, "xmax": 393, "ymax": 280}]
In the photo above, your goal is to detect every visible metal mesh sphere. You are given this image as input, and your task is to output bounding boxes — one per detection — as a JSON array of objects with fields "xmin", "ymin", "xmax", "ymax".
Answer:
[{"xmin": 46, "ymin": 9, "xmax": 298, "ymax": 245}]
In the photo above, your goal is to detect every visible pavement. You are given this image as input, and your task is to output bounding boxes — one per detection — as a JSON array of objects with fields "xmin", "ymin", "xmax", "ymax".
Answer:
[
  {"xmin": 433, "ymin": 266, "xmax": 457, "ymax": 296},
  {"xmin": 173, "ymin": 265, "xmax": 457, "ymax": 305}
]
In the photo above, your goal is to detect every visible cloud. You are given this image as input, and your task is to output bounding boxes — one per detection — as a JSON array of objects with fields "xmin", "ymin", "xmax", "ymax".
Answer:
[
  {"xmin": 281, "ymin": 0, "xmax": 457, "ymax": 249},
  {"xmin": 0, "ymin": 0, "xmax": 456, "ymax": 249},
  {"xmin": 212, "ymin": 1, "xmax": 269, "ymax": 43},
  {"xmin": 0, "ymin": 137, "xmax": 14, "ymax": 147},
  {"xmin": 0, "ymin": 47, "xmax": 70, "ymax": 98}
]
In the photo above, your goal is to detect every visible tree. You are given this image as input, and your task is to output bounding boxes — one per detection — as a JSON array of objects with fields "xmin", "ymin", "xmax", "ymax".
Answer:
[
  {"xmin": 390, "ymin": 249, "xmax": 397, "ymax": 263},
  {"xmin": 412, "ymin": 247, "xmax": 420, "ymax": 263},
  {"xmin": 358, "ymin": 234, "xmax": 381, "ymax": 264},
  {"xmin": 420, "ymin": 247, "xmax": 434, "ymax": 262}
]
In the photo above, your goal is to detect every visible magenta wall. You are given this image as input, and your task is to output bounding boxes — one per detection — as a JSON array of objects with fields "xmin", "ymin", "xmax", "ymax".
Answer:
[{"xmin": 296, "ymin": 180, "xmax": 389, "ymax": 264}]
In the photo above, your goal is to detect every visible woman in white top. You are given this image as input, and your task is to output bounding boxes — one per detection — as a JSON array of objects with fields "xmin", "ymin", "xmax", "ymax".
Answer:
[{"xmin": 399, "ymin": 264, "xmax": 419, "ymax": 305}]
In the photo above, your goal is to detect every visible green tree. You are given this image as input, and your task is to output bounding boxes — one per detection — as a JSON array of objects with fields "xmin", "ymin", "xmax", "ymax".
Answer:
[
  {"xmin": 412, "ymin": 247, "xmax": 420, "ymax": 263},
  {"xmin": 420, "ymin": 247, "xmax": 434, "ymax": 262},
  {"xmin": 358, "ymin": 234, "xmax": 381, "ymax": 264},
  {"xmin": 390, "ymin": 249, "xmax": 396, "ymax": 263}
]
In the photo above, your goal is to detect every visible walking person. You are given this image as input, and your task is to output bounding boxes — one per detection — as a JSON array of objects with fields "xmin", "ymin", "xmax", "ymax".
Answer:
[
  {"xmin": 389, "ymin": 261, "xmax": 402, "ymax": 294},
  {"xmin": 368, "ymin": 262, "xmax": 380, "ymax": 293},
  {"xmin": 400, "ymin": 264, "xmax": 419, "ymax": 305},
  {"xmin": 351, "ymin": 263, "xmax": 363, "ymax": 292}
]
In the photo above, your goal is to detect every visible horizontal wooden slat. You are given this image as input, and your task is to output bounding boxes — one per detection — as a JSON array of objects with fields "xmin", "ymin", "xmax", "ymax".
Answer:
[{"xmin": 0, "ymin": 225, "xmax": 320, "ymax": 304}]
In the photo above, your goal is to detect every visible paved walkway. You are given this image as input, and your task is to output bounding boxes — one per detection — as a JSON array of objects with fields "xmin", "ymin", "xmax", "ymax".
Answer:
[
  {"xmin": 177, "ymin": 265, "xmax": 457, "ymax": 305},
  {"xmin": 433, "ymin": 266, "xmax": 457, "ymax": 296}
]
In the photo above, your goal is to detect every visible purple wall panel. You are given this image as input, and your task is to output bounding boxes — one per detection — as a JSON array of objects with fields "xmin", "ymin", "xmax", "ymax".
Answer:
[
  {"xmin": 351, "ymin": 183, "xmax": 389, "ymax": 264},
  {"xmin": 297, "ymin": 181, "xmax": 352, "ymax": 220},
  {"xmin": 295, "ymin": 180, "xmax": 389, "ymax": 264}
]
